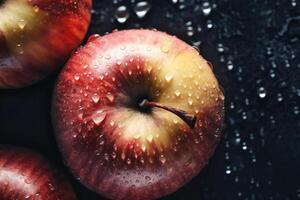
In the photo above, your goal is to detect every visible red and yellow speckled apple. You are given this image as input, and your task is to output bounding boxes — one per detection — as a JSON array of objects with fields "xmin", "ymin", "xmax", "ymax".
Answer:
[
  {"xmin": 0, "ymin": 146, "xmax": 77, "ymax": 200},
  {"xmin": 0, "ymin": 0, "xmax": 92, "ymax": 88},
  {"xmin": 53, "ymin": 29, "xmax": 225, "ymax": 200}
]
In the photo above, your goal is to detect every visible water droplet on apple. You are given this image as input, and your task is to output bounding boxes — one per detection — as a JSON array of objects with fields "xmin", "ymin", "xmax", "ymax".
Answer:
[
  {"xmin": 141, "ymin": 145, "xmax": 146, "ymax": 152},
  {"xmin": 105, "ymin": 55, "xmax": 111, "ymax": 60},
  {"xmin": 106, "ymin": 93, "xmax": 115, "ymax": 102},
  {"xmin": 188, "ymin": 99, "xmax": 193, "ymax": 106},
  {"xmin": 175, "ymin": 90, "xmax": 181, "ymax": 97},
  {"xmin": 114, "ymin": 6, "xmax": 130, "ymax": 24},
  {"xmin": 74, "ymin": 75, "xmax": 80, "ymax": 81},
  {"xmin": 160, "ymin": 44, "xmax": 170, "ymax": 53},
  {"xmin": 78, "ymin": 112, "xmax": 83, "ymax": 120},
  {"xmin": 116, "ymin": 60, "xmax": 122, "ymax": 65},
  {"xmin": 18, "ymin": 19, "xmax": 27, "ymax": 30},
  {"xmin": 33, "ymin": 5, "xmax": 39, "ymax": 12},
  {"xmin": 92, "ymin": 94, "xmax": 100, "ymax": 103},
  {"xmin": 100, "ymin": 75, "xmax": 104, "ymax": 80},
  {"xmin": 147, "ymin": 67, "xmax": 152, "ymax": 73},
  {"xmin": 159, "ymin": 155, "xmax": 166, "ymax": 164},
  {"xmin": 126, "ymin": 158, "xmax": 131, "ymax": 165},
  {"xmin": 110, "ymin": 121, "xmax": 115, "ymax": 126},
  {"xmin": 146, "ymin": 135, "xmax": 153, "ymax": 143},
  {"xmin": 165, "ymin": 74, "xmax": 173, "ymax": 83},
  {"xmin": 92, "ymin": 113, "xmax": 106, "ymax": 125},
  {"xmin": 88, "ymin": 34, "xmax": 100, "ymax": 43},
  {"xmin": 145, "ymin": 176, "xmax": 151, "ymax": 181},
  {"xmin": 111, "ymin": 152, "xmax": 117, "ymax": 159}
]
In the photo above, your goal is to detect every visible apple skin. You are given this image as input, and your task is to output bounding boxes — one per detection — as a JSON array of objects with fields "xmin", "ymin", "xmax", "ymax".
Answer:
[
  {"xmin": 0, "ymin": 146, "xmax": 77, "ymax": 200},
  {"xmin": 53, "ymin": 29, "xmax": 224, "ymax": 200},
  {"xmin": 0, "ymin": 0, "xmax": 92, "ymax": 88}
]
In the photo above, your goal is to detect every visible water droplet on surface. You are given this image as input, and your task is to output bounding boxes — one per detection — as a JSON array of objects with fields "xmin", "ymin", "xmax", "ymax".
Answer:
[
  {"xmin": 164, "ymin": 74, "xmax": 173, "ymax": 83},
  {"xmin": 18, "ymin": 19, "xmax": 27, "ymax": 30},
  {"xmin": 159, "ymin": 155, "xmax": 166, "ymax": 164},
  {"xmin": 145, "ymin": 176, "xmax": 151, "ymax": 181},
  {"xmin": 92, "ymin": 94, "xmax": 100, "ymax": 103},
  {"xmin": 160, "ymin": 44, "xmax": 170, "ymax": 53},
  {"xmin": 74, "ymin": 75, "xmax": 80, "ymax": 81},
  {"xmin": 175, "ymin": 90, "xmax": 181, "ymax": 97},
  {"xmin": 133, "ymin": 1, "xmax": 152, "ymax": 19},
  {"xmin": 188, "ymin": 99, "xmax": 193, "ymax": 106},
  {"xmin": 141, "ymin": 145, "xmax": 146, "ymax": 152},
  {"xmin": 105, "ymin": 55, "xmax": 111, "ymax": 60},
  {"xmin": 106, "ymin": 93, "xmax": 115, "ymax": 102},
  {"xmin": 33, "ymin": 5, "xmax": 39, "ymax": 13},
  {"xmin": 92, "ymin": 113, "xmax": 106, "ymax": 125},
  {"xmin": 146, "ymin": 135, "xmax": 153, "ymax": 143},
  {"xmin": 88, "ymin": 34, "xmax": 100, "ymax": 43},
  {"xmin": 257, "ymin": 87, "xmax": 267, "ymax": 98},
  {"xmin": 114, "ymin": 6, "xmax": 130, "ymax": 24}
]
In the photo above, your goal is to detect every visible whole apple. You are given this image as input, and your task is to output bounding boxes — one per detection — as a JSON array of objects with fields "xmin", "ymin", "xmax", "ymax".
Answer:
[
  {"xmin": 0, "ymin": 146, "xmax": 77, "ymax": 199},
  {"xmin": 53, "ymin": 29, "xmax": 225, "ymax": 200},
  {"xmin": 0, "ymin": 0, "xmax": 92, "ymax": 88}
]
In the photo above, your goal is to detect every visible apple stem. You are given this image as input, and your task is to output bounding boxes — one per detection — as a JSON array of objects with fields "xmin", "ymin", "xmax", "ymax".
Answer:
[{"xmin": 139, "ymin": 99, "xmax": 196, "ymax": 129}]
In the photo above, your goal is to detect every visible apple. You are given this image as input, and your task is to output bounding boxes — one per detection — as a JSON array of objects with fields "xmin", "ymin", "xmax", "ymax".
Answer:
[
  {"xmin": 53, "ymin": 29, "xmax": 225, "ymax": 200},
  {"xmin": 0, "ymin": 0, "xmax": 92, "ymax": 88},
  {"xmin": 0, "ymin": 146, "xmax": 77, "ymax": 199}
]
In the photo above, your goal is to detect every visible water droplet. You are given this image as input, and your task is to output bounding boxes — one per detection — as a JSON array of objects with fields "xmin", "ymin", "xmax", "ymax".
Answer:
[
  {"xmin": 146, "ymin": 135, "xmax": 153, "ymax": 143},
  {"xmin": 92, "ymin": 113, "xmax": 106, "ymax": 125},
  {"xmin": 188, "ymin": 99, "xmax": 193, "ymax": 106},
  {"xmin": 92, "ymin": 94, "xmax": 100, "ymax": 103},
  {"xmin": 227, "ymin": 60, "xmax": 234, "ymax": 70},
  {"xmin": 105, "ymin": 55, "xmax": 111, "ymax": 60},
  {"xmin": 141, "ymin": 145, "xmax": 146, "ymax": 152},
  {"xmin": 33, "ymin": 5, "xmax": 39, "ymax": 13},
  {"xmin": 114, "ymin": 6, "xmax": 130, "ymax": 24},
  {"xmin": 160, "ymin": 44, "xmax": 170, "ymax": 53},
  {"xmin": 78, "ymin": 112, "xmax": 83, "ymax": 120},
  {"xmin": 106, "ymin": 93, "xmax": 115, "ymax": 102},
  {"xmin": 110, "ymin": 121, "xmax": 115, "ymax": 126},
  {"xmin": 159, "ymin": 155, "xmax": 166, "ymax": 164},
  {"xmin": 116, "ymin": 60, "xmax": 122, "ymax": 66},
  {"xmin": 133, "ymin": 1, "xmax": 152, "ymax": 19},
  {"xmin": 74, "ymin": 75, "xmax": 80, "ymax": 81},
  {"xmin": 257, "ymin": 87, "xmax": 267, "ymax": 98},
  {"xmin": 18, "ymin": 19, "xmax": 27, "ymax": 30},
  {"xmin": 88, "ymin": 34, "xmax": 100, "ymax": 43},
  {"xmin": 207, "ymin": 20, "xmax": 213, "ymax": 29},
  {"xmin": 145, "ymin": 176, "xmax": 151, "ymax": 181},
  {"xmin": 126, "ymin": 158, "xmax": 131, "ymax": 165},
  {"xmin": 217, "ymin": 43, "xmax": 224, "ymax": 52},
  {"xmin": 164, "ymin": 74, "xmax": 173, "ymax": 83},
  {"xmin": 202, "ymin": 2, "xmax": 212, "ymax": 16},
  {"xmin": 175, "ymin": 90, "xmax": 181, "ymax": 97}
]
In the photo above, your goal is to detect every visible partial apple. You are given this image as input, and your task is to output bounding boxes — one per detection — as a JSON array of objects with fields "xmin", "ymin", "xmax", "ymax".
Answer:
[
  {"xmin": 53, "ymin": 29, "xmax": 225, "ymax": 200},
  {"xmin": 0, "ymin": 146, "xmax": 77, "ymax": 200},
  {"xmin": 0, "ymin": 0, "xmax": 92, "ymax": 88}
]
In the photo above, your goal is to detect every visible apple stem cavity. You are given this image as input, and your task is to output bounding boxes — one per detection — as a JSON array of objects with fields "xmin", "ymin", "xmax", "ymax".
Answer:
[{"xmin": 139, "ymin": 99, "xmax": 196, "ymax": 129}]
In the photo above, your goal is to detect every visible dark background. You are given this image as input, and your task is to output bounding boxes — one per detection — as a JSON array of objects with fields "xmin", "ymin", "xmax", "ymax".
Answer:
[{"xmin": 0, "ymin": 0, "xmax": 300, "ymax": 199}]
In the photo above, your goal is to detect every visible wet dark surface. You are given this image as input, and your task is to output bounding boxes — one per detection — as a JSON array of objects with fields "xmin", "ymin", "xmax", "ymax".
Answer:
[{"xmin": 0, "ymin": 0, "xmax": 300, "ymax": 199}]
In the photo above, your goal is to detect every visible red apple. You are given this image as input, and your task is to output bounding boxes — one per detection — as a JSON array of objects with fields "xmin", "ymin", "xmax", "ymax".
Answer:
[
  {"xmin": 0, "ymin": 146, "xmax": 77, "ymax": 199},
  {"xmin": 0, "ymin": 0, "xmax": 92, "ymax": 88},
  {"xmin": 53, "ymin": 29, "xmax": 225, "ymax": 200}
]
